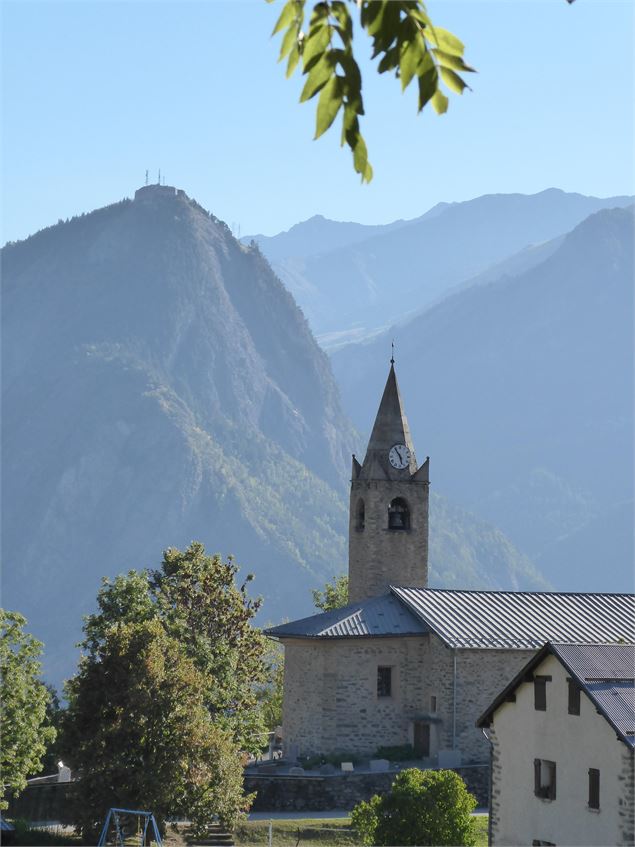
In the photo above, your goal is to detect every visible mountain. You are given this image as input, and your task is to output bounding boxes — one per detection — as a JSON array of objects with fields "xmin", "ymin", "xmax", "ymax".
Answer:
[
  {"xmin": 2, "ymin": 186, "xmax": 356, "ymax": 683},
  {"xmin": 332, "ymin": 205, "xmax": 634, "ymax": 593},
  {"xmin": 2, "ymin": 185, "xmax": 548, "ymax": 686},
  {"xmin": 252, "ymin": 189, "xmax": 633, "ymax": 344},
  {"xmin": 243, "ymin": 213, "xmax": 414, "ymax": 262}
]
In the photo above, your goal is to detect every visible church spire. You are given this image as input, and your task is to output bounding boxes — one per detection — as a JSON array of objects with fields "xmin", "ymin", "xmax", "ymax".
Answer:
[{"xmin": 358, "ymin": 363, "xmax": 417, "ymax": 479}]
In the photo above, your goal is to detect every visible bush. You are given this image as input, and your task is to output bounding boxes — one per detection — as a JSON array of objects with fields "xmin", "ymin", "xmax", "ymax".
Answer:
[{"xmin": 351, "ymin": 768, "xmax": 477, "ymax": 846}]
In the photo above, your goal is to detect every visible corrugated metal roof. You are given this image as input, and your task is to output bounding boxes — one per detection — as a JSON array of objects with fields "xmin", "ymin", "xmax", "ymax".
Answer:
[
  {"xmin": 551, "ymin": 643, "xmax": 635, "ymax": 747},
  {"xmin": 392, "ymin": 587, "xmax": 635, "ymax": 649},
  {"xmin": 266, "ymin": 593, "xmax": 428, "ymax": 639}
]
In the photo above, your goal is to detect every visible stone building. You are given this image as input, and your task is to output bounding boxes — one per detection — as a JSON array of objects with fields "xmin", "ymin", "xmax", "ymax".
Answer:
[
  {"xmin": 477, "ymin": 642, "xmax": 634, "ymax": 846},
  {"xmin": 267, "ymin": 364, "xmax": 635, "ymax": 764}
]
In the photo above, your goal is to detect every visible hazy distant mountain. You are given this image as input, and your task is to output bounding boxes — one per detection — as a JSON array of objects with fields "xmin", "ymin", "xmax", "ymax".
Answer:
[
  {"xmin": 253, "ymin": 189, "xmax": 633, "ymax": 343},
  {"xmin": 332, "ymin": 206, "xmax": 634, "ymax": 593},
  {"xmin": 2, "ymin": 185, "xmax": 547, "ymax": 685},
  {"xmin": 243, "ymin": 213, "xmax": 414, "ymax": 261}
]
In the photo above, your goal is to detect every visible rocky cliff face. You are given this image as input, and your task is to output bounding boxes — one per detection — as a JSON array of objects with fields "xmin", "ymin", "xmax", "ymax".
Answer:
[{"xmin": 2, "ymin": 186, "xmax": 355, "ymax": 682}]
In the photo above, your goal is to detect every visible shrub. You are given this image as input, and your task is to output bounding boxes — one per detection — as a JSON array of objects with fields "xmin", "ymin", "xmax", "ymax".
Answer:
[
  {"xmin": 374, "ymin": 744, "xmax": 417, "ymax": 761},
  {"xmin": 351, "ymin": 768, "xmax": 477, "ymax": 846}
]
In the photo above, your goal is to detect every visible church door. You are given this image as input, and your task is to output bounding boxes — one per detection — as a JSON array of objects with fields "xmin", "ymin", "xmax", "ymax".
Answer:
[{"xmin": 413, "ymin": 721, "xmax": 430, "ymax": 757}]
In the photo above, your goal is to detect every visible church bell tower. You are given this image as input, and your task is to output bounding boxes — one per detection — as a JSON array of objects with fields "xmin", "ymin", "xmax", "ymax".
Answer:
[{"xmin": 348, "ymin": 362, "xmax": 429, "ymax": 603}]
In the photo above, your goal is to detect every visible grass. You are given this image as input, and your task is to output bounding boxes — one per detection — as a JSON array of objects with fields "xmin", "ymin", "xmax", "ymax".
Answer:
[
  {"xmin": 8, "ymin": 815, "xmax": 488, "ymax": 846},
  {"xmin": 232, "ymin": 815, "xmax": 489, "ymax": 847}
]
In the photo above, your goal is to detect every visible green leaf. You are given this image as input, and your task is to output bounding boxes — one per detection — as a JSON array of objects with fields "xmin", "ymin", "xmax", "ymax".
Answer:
[
  {"xmin": 377, "ymin": 45, "xmax": 399, "ymax": 74},
  {"xmin": 417, "ymin": 61, "xmax": 438, "ymax": 112},
  {"xmin": 439, "ymin": 66, "xmax": 468, "ymax": 94},
  {"xmin": 331, "ymin": 1, "xmax": 353, "ymax": 43},
  {"xmin": 279, "ymin": 22, "xmax": 299, "ymax": 61},
  {"xmin": 302, "ymin": 21, "xmax": 331, "ymax": 70},
  {"xmin": 286, "ymin": 43, "xmax": 301, "ymax": 78},
  {"xmin": 431, "ymin": 26, "xmax": 465, "ymax": 56},
  {"xmin": 431, "ymin": 89, "xmax": 449, "ymax": 114},
  {"xmin": 272, "ymin": 1, "xmax": 296, "ymax": 36},
  {"xmin": 433, "ymin": 49, "xmax": 475, "ymax": 73},
  {"xmin": 399, "ymin": 37, "xmax": 425, "ymax": 92},
  {"xmin": 300, "ymin": 54, "xmax": 333, "ymax": 101},
  {"xmin": 315, "ymin": 75, "xmax": 344, "ymax": 138}
]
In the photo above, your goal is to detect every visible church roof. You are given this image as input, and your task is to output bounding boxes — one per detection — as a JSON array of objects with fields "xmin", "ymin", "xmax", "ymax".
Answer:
[
  {"xmin": 267, "ymin": 586, "xmax": 635, "ymax": 647},
  {"xmin": 392, "ymin": 587, "xmax": 635, "ymax": 649},
  {"xmin": 477, "ymin": 642, "xmax": 635, "ymax": 747},
  {"xmin": 266, "ymin": 592, "xmax": 428, "ymax": 639}
]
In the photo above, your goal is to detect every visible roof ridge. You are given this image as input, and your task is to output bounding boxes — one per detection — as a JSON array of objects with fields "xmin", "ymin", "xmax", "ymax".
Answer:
[{"xmin": 391, "ymin": 585, "xmax": 635, "ymax": 598}]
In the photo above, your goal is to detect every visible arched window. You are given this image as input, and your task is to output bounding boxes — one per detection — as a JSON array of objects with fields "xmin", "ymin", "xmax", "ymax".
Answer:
[
  {"xmin": 388, "ymin": 497, "xmax": 410, "ymax": 530},
  {"xmin": 355, "ymin": 498, "xmax": 365, "ymax": 531}
]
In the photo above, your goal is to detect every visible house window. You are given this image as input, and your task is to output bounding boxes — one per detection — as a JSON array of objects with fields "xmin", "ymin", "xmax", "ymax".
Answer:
[
  {"xmin": 534, "ymin": 675, "xmax": 551, "ymax": 711},
  {"xmin": 387, "ymin": 498, "xmax": 410, "ymax": 530},
  {"xmin": 567, "ymin": 679, "xmax": 580, "ymax": 715},
  {"xmin": 430, "ymin": 695, "xmax": 437, "ymax": 713},
  {"xmin": 588, "ymin": 768, "xmax": 600, "ymax": 809},
  {"xmin": 377, "ymin": 666, "xmax": 392, "ymax": 697},
  {"xmin": 534, "ymin": 759, "xmax": 556, "ymax": 800}
]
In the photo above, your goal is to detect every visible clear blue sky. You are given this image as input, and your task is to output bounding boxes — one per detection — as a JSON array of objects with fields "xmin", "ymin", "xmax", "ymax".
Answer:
[{"xmin": 2, "ymin": 0, "xmax": 633, "ymax": 243}]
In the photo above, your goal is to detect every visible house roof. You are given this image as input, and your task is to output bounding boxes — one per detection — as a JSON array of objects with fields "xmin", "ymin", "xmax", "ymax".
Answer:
[
  {"xmin": 268, "ymin": 586, "xmax": 635, "ymax": 647},
  {"xmin": 392, "ymin": 587, "xmax": 635, "ymax": 649},
  {"xmin": 477, "ymin": 642, "xmax": 635, "ymax": 747},
  {"xmin": 265, "ymin": 592, "xmax": 428, "ymax": 639}
]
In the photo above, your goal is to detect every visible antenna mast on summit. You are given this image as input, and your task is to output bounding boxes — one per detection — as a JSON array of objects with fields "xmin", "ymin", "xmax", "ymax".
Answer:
[
  {"xmin": 158, "ymin": 169, "xmax": 161, "ymax": 185},
  {"xmin": 145, "ymin": 169, "xmax": 149, "ymax": 186}
]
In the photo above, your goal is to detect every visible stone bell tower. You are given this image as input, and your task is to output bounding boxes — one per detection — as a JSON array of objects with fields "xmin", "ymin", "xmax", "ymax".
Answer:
[{"xmin": 348, "ymin": 362, "xmax": 429, "ymax": 603}]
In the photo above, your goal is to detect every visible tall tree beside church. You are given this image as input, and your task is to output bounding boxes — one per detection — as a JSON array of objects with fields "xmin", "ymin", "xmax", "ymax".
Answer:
[
  {"xmin": 78, "ymin": 542, "xmax": 268, "ymax": 754},
  {"xmin": 64, "ymin": 620, "xmax": 250, "ymax": 840}
]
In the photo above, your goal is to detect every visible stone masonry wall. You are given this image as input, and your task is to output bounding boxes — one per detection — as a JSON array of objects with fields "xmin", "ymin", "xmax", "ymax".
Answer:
[
  {"xmin": 619, "ymin": 748, "xmax": 634, "ymax": 846},
  {"xmin": 282, "ymin": 634, "xmax": 537, "ymax": 765},
  {"xmin": 348, "ymin": 477, "xmax": 429, "ymax": 602},
  {"xmin": 246, "ymin": 766, "xmax": 489, "ymax": 811},
  {"xmin": 454, "ymin": 647, "xmax": 535, "ymax": 763}
]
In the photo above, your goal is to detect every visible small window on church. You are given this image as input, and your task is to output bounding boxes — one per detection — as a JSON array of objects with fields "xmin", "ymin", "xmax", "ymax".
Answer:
[
  {"xmin": 377, "ymin": 666, "xmax": 392, "ymax": 697},
  {"xmin": 388, "ymin": 498, "xmax": 410, "ymax": 530},
  {"xmin": 356, "ymin": 499, "xmax": 365, "ymax": 531}
]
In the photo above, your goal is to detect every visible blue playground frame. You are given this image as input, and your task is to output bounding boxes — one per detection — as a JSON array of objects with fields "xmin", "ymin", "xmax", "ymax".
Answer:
[{"xmin": 97, "ymin": 808, "xmax": 163, "ymax": 846}]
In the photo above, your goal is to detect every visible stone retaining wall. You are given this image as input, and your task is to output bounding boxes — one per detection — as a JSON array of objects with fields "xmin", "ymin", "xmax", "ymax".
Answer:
[
  {"xmin": 246, "ymin": 765, "xmax": 489, "ymax": 811},
  {"xmin": 6, "ymin": 766, "xmax": 489, "ymax": 824}
]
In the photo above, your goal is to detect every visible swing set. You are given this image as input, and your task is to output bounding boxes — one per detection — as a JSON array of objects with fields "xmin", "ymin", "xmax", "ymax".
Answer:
[{"xmin": 97, "ymin": 808, "xmax": 163, "ymax": 847}]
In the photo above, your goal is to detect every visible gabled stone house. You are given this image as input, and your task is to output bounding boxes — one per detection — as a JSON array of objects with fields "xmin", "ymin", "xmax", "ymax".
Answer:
[
  {"xmin": 267, "ymin": 364, "xmax": 635, "ymax": 764},
  {"xmin": 477, "ymin": 642, "xmax": 635, "ymax": 846}
]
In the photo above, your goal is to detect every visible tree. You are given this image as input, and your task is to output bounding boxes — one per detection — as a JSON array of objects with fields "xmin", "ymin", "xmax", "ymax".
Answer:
[
  {"xmin": 0, "ymin": 610, "xmax": 56, "ymax": 809},
  {"xmin": 312, "ymin": 573, "xmax": 348, "ymax": 611},
  {"xmin": 64, "ymin": 620, "xmax": 250, "ymax": 841},
  {"xmin": 351, "ymin": 768, "xmax": 477, "ymax": 846},
  {"xmin": 256, "ymin": 638, "xmax": 285, "ymax": 731},
  {"xmin": 80, "ymin": 542, "xmax": 268, "ymax": 754},
  {"xmin": 271, "ymin": 0, "xmax": 576, "ymax": 181},
  {"xmin": 270, "ymin": 0, "xmax": 475, "ymax": 182}
]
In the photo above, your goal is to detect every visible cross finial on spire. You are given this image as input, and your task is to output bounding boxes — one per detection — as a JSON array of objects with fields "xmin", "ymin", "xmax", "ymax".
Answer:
[{"xmin": 390, "ymin": 339, "xmax": 395, "ymax": 365}]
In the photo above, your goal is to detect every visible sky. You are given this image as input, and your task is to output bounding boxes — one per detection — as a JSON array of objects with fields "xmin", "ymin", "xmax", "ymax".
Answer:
[{"xmin": 2, "ymin": 0, "xmax": 634, "ymax": 244}]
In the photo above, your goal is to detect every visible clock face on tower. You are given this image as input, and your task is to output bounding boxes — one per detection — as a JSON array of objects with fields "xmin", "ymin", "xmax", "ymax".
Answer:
[{"xmin": 389, "ymin": 443, "xmax": 411, "ymax": 469}]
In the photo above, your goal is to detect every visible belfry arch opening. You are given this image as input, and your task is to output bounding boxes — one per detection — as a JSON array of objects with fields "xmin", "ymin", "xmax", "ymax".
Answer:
[
  {"xmin": 355, "ymin": 498, "xmax": 365, "ymax": 531},
  {"xmin": 388, "ymin": 497, "xmax": 410, "ymax": 530}
]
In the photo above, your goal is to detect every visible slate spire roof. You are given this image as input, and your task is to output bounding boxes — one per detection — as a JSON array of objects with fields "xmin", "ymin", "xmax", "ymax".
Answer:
[{"xmin": 357, "ymin": 363, "xmax": 418, "ymax": 479}]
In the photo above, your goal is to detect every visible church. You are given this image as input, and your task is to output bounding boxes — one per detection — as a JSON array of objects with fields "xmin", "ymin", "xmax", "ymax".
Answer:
[{"xmin": 267, "ymin": 363, "xmax": 635, "ymax": 765}]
